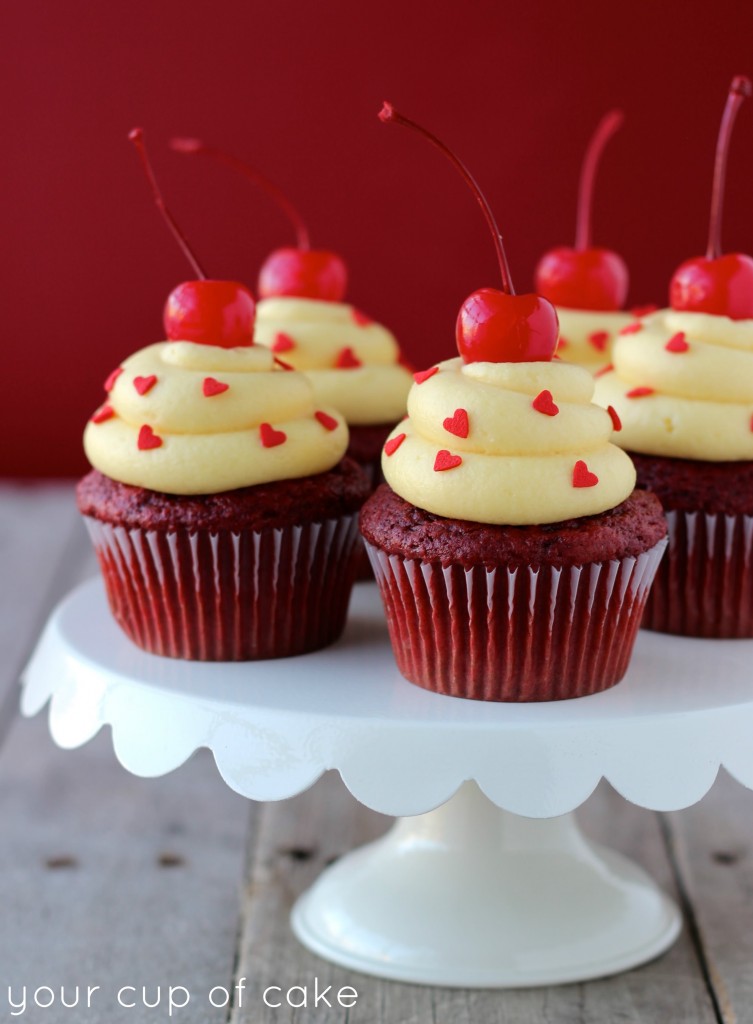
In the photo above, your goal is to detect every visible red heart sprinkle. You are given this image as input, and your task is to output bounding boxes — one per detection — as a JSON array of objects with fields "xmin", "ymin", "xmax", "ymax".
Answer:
[
  {"xmin": 750, "ymin": 414, "xmax": 753, "ymax": 433},
  {"xmin": 414, "ymin": 366, "xmax": 439, "ymax": 384},
  {"xmin": 619, "ymin": 322, "xmax": 643, "ymax": 336},
  {"xmin": 104, "ymin": 367, "xmax": 123, "ymax": 392},
  {"xmin": 133, "ymin": 375, "xmax": 157, "ymax": 396},
  {"xmin": 384, "ymin": 433, "xmax": 406, "ymax": 456},
  {"xmin": 607, "ymin": 405, "xmax": 622, "ymax": 431},
  {"xmin": 137, "ymin": 425, "xmax": 162, "ymax": 450},
  {"xmin": 594, "ymin": 363, "xmax": 615, "ymax": 378},
  {"xmin": 443, "ymin": 408, "xmax": 469, "ymax": 438},
  {"xmin": 352, "ymin": 308, "xmax": 372, "ymax": 326},
  {"xmin": 573, "ymin": 460, "xmax": 598, "ymax": 488},
  {"xmin": 272, "ymin": 332, "xmax": 295, "ymax": 353},
  {"xmin": 203, "ymin": 377, "xmax": 229, "ymax": 397},
  {"xmin": 588, "ymin": 331, "xmax": 609, "ymax": 352},
  {"xmin": 434, "ymin": 450, "xmax": 462, "ymax": 472},
  {"xmin": 274, "ymin": 357, "xmax": 294, "ymax": 371},
  {"xmin": 335, "ymin": 346, "xmax": 362, "ymax": 369},
  {"xmin": 91, "ymin": 404, "xmax": 115, "ymax": 424},
  {"xmin": 630, "ymin": 304, "xmax": 659, "ymax": 317},
  {"xmin": 259, "ymin": 422, "xmax": 287, "ymax": 448},
  {"xmin": 665, "ymin": 332, "xmax": 689, "ymax": 353},
  {"xmin": 557, "ymin": 336, "xmax": 568, "ymax": 349},
  {"xmin": 532, "ymin": 390, "xmax": 559, "ymax": 416},
  {"xmin": 315, "ymin": 410, "xmax": 338, "ymax": 431},
  {"xmin": 626, "ymin": 386, "xmax": 655, "ymax": 398}
]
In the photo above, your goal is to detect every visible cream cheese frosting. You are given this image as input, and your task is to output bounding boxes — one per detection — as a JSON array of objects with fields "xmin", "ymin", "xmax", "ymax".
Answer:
[
  {"xmin": 382, "ymin": 357, "xmax": 635, "ymax": 525},
  {"xmin": 556, "ymin": 308, "xmax": 633, "ymax": 369},
  {"xmin": 84, "ymin": 341, "xmax": 349, "ymax": 494},
  {"xmin": 254, "ymin": 296, "xmax": 412, "ymax": 425},
  {"xmin": 593, "ymin": 309, "xmax": 753, "ymax": 461}
]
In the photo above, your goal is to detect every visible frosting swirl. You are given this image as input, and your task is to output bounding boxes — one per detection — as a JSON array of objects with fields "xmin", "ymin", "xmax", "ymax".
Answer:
[
  {"xmin": 84, "ymin": 341, "xmax": 349, "ymax": 494},
  {"xmin": 556, "ymin": 308, "xmax": 633, "ymax": 369},
  {"xmin": 382, "ymin": 357, "xmax": 635, "ymax": 525},
  {"xmin": 254, "ymin": 297, "xmax": 412, "ymax": 425},
  {"xmin": 593, "ymin": 309, "xmax": 753, "ymax": 461}
]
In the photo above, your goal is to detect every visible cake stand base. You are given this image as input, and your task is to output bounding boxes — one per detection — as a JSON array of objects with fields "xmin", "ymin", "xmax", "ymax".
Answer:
[{"xmin": 292, "ymin": 782, "xmax": 681, "ymax": 987}]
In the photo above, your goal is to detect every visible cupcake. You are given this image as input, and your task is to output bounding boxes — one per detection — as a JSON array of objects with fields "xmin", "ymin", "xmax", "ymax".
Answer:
[
  {"xmin": 360, "ymin": 104, "xmax": 667, "ymax": 702},
  {"xmin": 77, "ymin": 130, "xmax": 369, "ymax": 661},
  {"xmin": 170, "ymin": 137, "xmax": 413, "ymax": 484},
  {"xmin": 593, "ymin": 76, "xmax": 753, "ymax": 638},
  {"xmin": 534, "ymin": 110, "xmax": 637, "ymax": 370}
]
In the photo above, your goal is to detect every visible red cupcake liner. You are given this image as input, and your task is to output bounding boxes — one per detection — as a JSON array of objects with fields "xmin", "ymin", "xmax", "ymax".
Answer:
[
  {"xmin": 85, "ymin": 514, "xmax": 359, "ymax": 660},
  {"xmin": 364, "ymin": 540, "xmax": 667, "ymax": 701},
  {"xmin": 642, "ymin": 509, "xmax": 753, "ymax": 638}
]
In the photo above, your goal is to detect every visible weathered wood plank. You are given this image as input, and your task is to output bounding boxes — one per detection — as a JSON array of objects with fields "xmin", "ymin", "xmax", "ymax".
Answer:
[
  {"xmin": 231, "ymin": 775, "xmax": 717, "ymax": 1024},
  {"xmin": 0, "ymin": 482, "xmax": 87, "ymax": 736},
  {"xmin": 664, "ymin": 770, "xmax": 753, "ymax": 1024}
]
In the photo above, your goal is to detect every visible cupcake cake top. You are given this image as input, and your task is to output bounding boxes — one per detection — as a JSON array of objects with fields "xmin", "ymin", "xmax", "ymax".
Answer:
[
  {"xmin": 85, "ymin": 341, "xmax": 348, "ymax": 495},
  {"xmin": 382, "ymin": 358, "xmax": 634, "ymax": 525},
  {"xmin": 254, "ymin": 297, "xmax": 412, "ymax": 425},
  {"xmin": 593, "ymin": 309, "xmax": 753, "ymax": 461}
]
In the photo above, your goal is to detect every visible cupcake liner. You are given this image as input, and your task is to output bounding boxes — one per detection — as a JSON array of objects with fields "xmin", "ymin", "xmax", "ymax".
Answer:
[
  {"xmin": 364, "ymin": 539, "xmax": 667, "ymax": 701},
  {"xmin": 642, "ymin": 509, "xmax": 753, "ymax": 638},
  {"xmin": 85, "ymin": 513, "xmax": 360, "ymax": 660}
]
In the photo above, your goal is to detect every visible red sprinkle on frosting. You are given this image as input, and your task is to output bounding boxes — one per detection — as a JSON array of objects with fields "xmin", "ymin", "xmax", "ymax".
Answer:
[
  {"xmin": 203, "ymin": 377, "xmax": 229, "ymax": 397},
  {"xmin": 665, "ymin": 332, "xmax": 689, "ymax": 353},
  {"xmin": 619, "ymin": 322, "xmax": 643, "ymax": 336},
  {"xmin": 259, "ymin": 422, "xmax": 287, "ymax": 448},
  {"xmin": 626, "ymin": 386, "xmax": 655, "ymax": 398},
  {"xmin": 335, "ymin": 346, "xmax": 362, "ymax": 369},
  {"xmin": 572, "ymin": 460, "xmax": 598, "ymax": 488},
  {"xmin": 384, "ymin": 433, "xmax": 406, "ymax": 456},
  {"xmin": 588, "ymin": 331, "xmax": 609, "ymax": 353},
  {"xmin": 137, "ymin": 425, "xmax": 162, "ymax": 450},
  {"xmin": 630, "ymin": 304, "xmax": 659, "ymax": 317},
  {"xmin": 443, "ymin": 408, "xmax": 469, "ymax": 438},
  {"xmin": 607, "ymin": 405, "xmax": 622, "ymax": 431},
  {"xmin": 104, "ymin": 367, "xmax": 123, "ymax": 393},
  {"xmin": 557, "ymin": 336, "xmax": 568, "ymax": 349},
  {"xmin": 414, "ymin": 366, "xmax": 439, "ymax": 385},
  {"xmin": 594, "ymin": 363, "xmax": 614, "ymax": 378},
  {"xmin": 272, "ymin": 332, "xmax": 295, "ymax": 353},
  {"xmin": 314, "ymin": 410, "xmax": 338, "ymax": 431},
  {"xmin": 133, "ymin": 375, "xmax": 157, "ymax": 396},
  {"xmin": 434, "ymin": 450, "xmax": 462, "ymax": 472},
  {"xmin": 352, "ymin": 308, "xmax": 372, "ymax": 326},
  {"xmin": 274, "ymin": 357, "xmax": 294, "ymax": 371},
  {"xmin": 91, "ymin": 404, "xmax": 115, "ymax": 424},
  {"xmin": 532, "ymin": 390, "xmax": 559, "ymax": 417}
]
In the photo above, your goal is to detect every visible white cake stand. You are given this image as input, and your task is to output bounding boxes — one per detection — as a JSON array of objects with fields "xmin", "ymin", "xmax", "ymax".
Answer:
[{"xmin": 22, "ymin": 578, "xmax": 753, "ymax": 988}]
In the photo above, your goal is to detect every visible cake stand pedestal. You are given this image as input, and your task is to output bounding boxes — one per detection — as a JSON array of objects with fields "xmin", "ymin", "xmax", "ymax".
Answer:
[{"xmin": 22, "ymin": 579, "xmax": 753, "ymax": 988}]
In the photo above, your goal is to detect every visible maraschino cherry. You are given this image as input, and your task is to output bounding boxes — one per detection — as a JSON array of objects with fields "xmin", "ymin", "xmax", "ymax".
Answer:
[
  {"xmin": 129, "ymin": 128, "xmax": 255, "ymax": 347},
  {"xmin": 670, "ymin": 76, "xmax": 753, "ymax": 320},
  {"xmin": 170, "ymin": 137, "xmax": 347, "ymax": 302},
  {"xmin": 535, "ymin": 110, "xmax": 627, "ymax": 311},
  {"xmin": 379, "ymin": 103, "xmax": 558, "ymax": 363}
]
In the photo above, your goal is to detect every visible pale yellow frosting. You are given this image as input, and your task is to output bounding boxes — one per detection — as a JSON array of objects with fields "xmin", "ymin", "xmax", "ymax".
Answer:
[
  {"xmin": 556, "ymin": 308, "xmax": 633, "ymax": 369},
  {"xmin": 254, "ymin": 297, "xmax": 412, "ymax": 425},
  {"xmin": 84, "ymin": 341, "xmax": 349, "ymax": 494},
  {"xmin": 382, "ymin": 357, "xmax": 635, "ymax": 525},
  {"xmin": 593, "ymin": 309, "xmax": 753, "ymax": 461}
]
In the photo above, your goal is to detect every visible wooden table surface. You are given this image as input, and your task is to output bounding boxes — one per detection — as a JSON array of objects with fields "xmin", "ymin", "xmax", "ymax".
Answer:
[{"xmin": 1, "ymin": 481, "xmax": 752, "ymax": 1024}]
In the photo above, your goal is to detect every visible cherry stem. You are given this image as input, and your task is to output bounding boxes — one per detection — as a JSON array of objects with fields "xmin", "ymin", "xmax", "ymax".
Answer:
[
  {"xmin": 707, "ymin": 75, "xmax": 752, "ymax": 260},
  {"xmin": 128, "ymin": 128, "xmax": 207, "ymax": 279},
  {"xmin": 379, "ymin": 101, "xmax": 515, "ymax": 294},
  {"xmin": 171, "ymin": 138, "xmax": 311, "ymax": 251},
  {"xmin": 575, "ymin": 109, "xmax": 623, "ymax": 251}
]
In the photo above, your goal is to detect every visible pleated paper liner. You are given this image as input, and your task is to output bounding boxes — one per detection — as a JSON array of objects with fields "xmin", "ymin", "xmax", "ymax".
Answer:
[
  {"xmin": 642, "ymin": 509, "xmax": 753, "ymax": 638},
  {"xmin": 366, "ymin": 538, "xmax": 667, "ymax": 702},
  {"xmin": 85, "ymin": 513, "xmax": 359, "ymax": 660}
]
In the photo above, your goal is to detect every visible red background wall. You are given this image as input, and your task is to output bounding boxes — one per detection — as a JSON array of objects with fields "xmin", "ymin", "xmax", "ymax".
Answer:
[{"xmin": 4, "ymin": 0, "xmax": 753, "ymax": 477}]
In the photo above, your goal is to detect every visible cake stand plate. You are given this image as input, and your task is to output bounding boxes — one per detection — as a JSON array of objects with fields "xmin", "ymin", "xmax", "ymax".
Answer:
[{"xmin": 21, "ymin": 578, "xmax": 753, "ymax": 987}]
